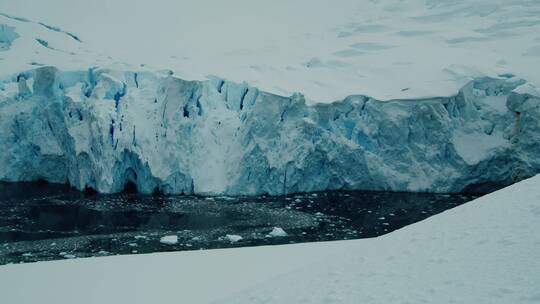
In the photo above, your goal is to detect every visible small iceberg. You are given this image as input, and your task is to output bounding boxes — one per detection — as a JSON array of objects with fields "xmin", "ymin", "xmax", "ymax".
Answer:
[
  {"xmin": 267, "ymin": 227, "xmax": 288, "ymax": 238},
  {"xmin": 159, "ymin": 235, "xmax": 178, "ymax": 245}
]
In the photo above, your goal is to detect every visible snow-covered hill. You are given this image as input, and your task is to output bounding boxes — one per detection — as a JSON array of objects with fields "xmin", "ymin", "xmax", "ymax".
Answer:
[
  {"xmin": 1, "ymin": 174, "xmax": 538, "ymax": 304},
  {"xmin": 0, "ymin": 12, "xmax": 102, "ymax": 74},
  {"xmin": 1, "ymin": 0, "xmax": 540, "ymax": 102}
]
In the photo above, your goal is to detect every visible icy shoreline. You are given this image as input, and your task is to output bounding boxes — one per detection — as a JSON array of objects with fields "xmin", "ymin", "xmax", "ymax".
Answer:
[{"xmin": 1, "ymin": 66, "xmax": 539, "ymax": 196}]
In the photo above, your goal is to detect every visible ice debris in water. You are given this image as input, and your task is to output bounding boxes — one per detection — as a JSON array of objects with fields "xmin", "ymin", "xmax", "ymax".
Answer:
[
  {"xmin": 160, "ymin": 235, "xmax": 178, "ymax": 245},
  {"xmin": 60, "ymin": 253, "xmax": 76, "ymax": 259},
  {"xmin": 267, "ymin": 227, "xmax": 288, "ymax": 238},
  {"xmin": 224, "ymin": 235, "xmax": 243, "ymax": 243}
]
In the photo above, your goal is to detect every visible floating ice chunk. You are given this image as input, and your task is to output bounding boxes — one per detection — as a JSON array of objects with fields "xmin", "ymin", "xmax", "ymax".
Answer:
[
  {"xmin": 267, "ymin": 227, "xmax": 288, "ymax": 238},
  {"xmin": 224, "ymin": 234, "xmax": 243, "ymax": 243},
  {"xmin": 160, "ymin": 235, "xmax": 178, "ymax": 245}
]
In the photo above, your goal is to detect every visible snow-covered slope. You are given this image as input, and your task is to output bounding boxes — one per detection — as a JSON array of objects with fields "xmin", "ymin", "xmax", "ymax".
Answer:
[
  {"xmin": 1, "ymin": 0, "xmax": 540, "ymax": 102},
  {"xmin": 0, "ymin": 12, "xmax": 108, "ymax": 74},
  {"xmin": 1, "ymin": 175, "xmax": 538, "ymax": 304},
  {"xmin": 1, "ymin": 66, "xmax": 539, "ymax": 195}
]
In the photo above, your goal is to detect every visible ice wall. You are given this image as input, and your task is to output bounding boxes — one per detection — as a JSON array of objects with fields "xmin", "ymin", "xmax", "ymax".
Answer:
[{"xmin": 0, "ymin": 66, "xmax": 539, "ymax": 195}]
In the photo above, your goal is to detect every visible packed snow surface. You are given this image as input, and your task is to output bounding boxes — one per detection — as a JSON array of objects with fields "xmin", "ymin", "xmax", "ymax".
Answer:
[
  {"xmin": 1, "ymin": 175, "xmax": 538, "ymax": 303},
  {"xmin": 0, "ymin": 0, "xmax": 540, "ymax": 102}
]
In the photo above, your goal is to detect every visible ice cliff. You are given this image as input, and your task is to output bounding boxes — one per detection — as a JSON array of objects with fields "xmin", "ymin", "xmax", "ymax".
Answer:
[{"xmin": 0, "ymin": 66, "xmax": 539, "ymax": 195}]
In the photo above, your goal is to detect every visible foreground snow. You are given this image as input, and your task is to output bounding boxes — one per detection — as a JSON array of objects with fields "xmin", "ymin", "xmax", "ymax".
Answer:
[
  {"xmin": 1, "ymin": 175, "xmax": 539, "ymax": 303},
  {"xmin": 1, "ymin": 0, "xmax": 540, "ymax": 102}
]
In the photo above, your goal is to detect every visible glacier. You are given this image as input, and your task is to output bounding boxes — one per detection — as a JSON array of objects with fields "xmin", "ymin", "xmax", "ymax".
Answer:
[{"xmin": 0, "ymin": 66, "xmax": 539, "ymax": 196}]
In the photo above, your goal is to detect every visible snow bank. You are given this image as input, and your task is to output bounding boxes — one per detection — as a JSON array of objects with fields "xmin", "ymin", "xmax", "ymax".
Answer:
[
  {"xmin": 0, "ymin": 67, "xmax": 539, "ymax": 195},
  {"xmin": 0, "ymin": 175, "xmax": 538, "ymax": 304},
  {"xmin": 221, "ymin": 175, "xmax": 540, "ymax": 304}
]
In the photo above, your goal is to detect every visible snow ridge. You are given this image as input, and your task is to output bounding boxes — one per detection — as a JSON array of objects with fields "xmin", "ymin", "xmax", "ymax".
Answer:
[{"xmin": 0, "ymin": 66, "xmax": 539, "ymax": 195}]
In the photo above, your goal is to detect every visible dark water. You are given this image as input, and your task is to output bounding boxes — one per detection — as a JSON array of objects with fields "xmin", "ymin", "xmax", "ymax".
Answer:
[{"xmin": 0, "ymin": 182, "xmax": 480, "ymax": 265}]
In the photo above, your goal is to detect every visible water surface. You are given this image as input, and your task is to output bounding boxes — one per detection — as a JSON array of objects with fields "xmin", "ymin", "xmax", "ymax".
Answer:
[{"xmin": 0, "ymin": 182, "xmax": 480, "ymax": 265}]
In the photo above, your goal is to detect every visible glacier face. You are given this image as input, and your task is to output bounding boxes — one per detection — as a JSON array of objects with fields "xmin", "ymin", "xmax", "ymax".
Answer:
[{"xmin": 0, "ymin": 66, "xmax": 539, "ymax": 195}]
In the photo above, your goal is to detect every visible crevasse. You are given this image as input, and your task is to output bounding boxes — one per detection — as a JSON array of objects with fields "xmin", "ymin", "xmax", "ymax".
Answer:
[{"xmin": 0, "ymin": 66, "xmax": 539, "ymax": 195}]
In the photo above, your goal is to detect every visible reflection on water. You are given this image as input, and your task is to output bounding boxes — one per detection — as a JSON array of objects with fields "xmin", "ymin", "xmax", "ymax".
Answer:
[{"xmin": 0, "ymin": 182, "xmax": 480, "ymax": 265}]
